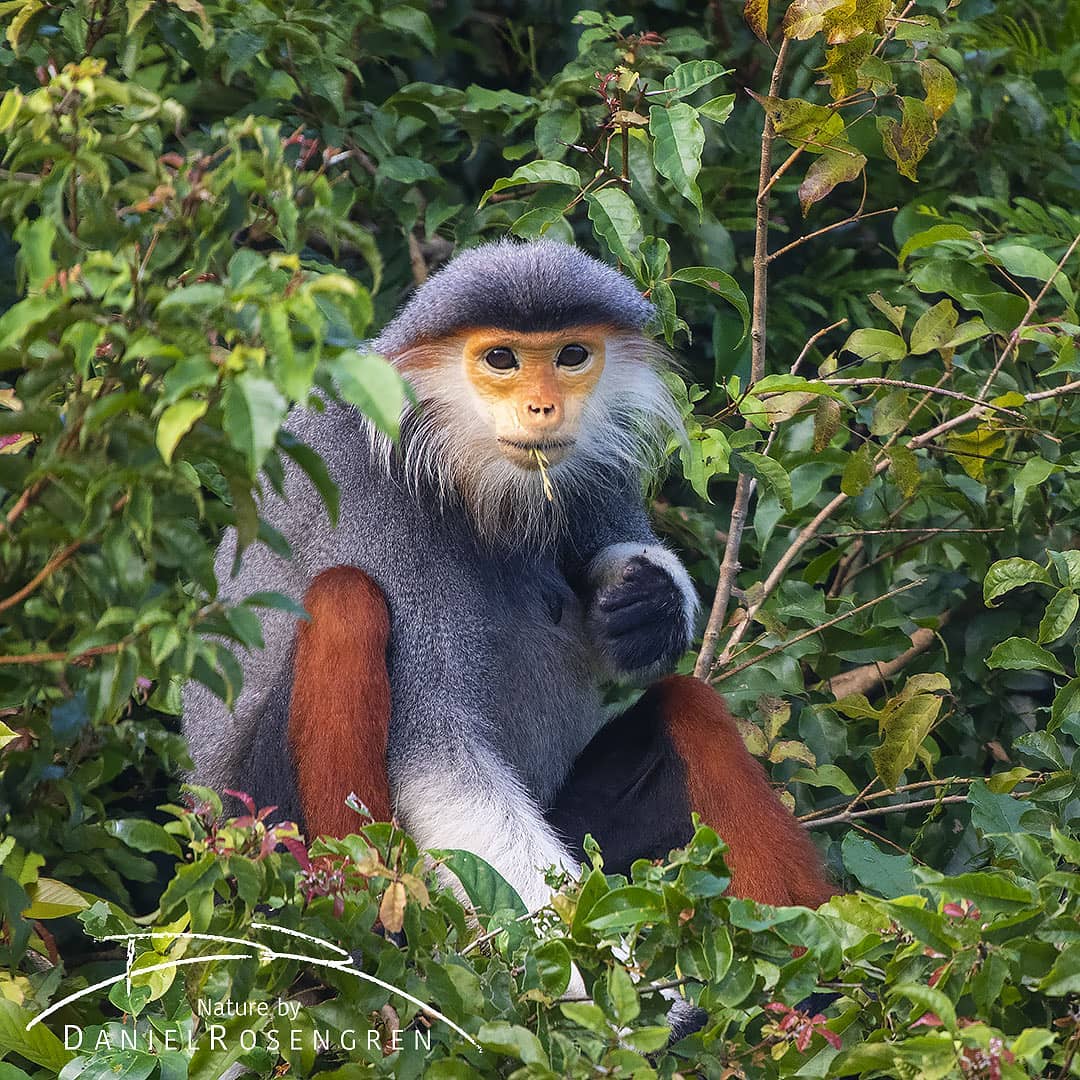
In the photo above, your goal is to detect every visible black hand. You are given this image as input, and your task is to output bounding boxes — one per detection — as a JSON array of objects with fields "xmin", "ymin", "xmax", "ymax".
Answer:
[{"xmin": 591, "ymin": 556, "xmax": 689, "ymax": 672}]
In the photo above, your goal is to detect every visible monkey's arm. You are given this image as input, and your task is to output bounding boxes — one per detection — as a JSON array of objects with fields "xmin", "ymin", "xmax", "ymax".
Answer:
[{"xmin": 572, "ymin": 483, "xmax": 699, "ymax": 682}]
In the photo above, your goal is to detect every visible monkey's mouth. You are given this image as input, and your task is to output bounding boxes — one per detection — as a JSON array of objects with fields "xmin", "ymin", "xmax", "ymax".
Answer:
[{"xmin": 497, "ymin": 438, "xmax": 576, "ymax": 467}]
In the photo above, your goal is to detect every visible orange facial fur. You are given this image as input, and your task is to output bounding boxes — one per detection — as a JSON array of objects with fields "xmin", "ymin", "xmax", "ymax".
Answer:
[
  {"xmin": 459, "ymin": 326, "xmax": 611, "ymax": 467},
  {"xmin": 289, "ymin": 567, "xmax": 394, "ymax": 836},
  {"xmin": 653, "ymin": 676, "xmax": 835, "ymax": 908}
]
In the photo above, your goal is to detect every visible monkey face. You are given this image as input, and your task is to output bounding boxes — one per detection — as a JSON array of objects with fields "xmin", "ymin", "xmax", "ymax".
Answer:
[{"xmin": 459, "ymin": 327, "xmax": 609, "ymax": 468}]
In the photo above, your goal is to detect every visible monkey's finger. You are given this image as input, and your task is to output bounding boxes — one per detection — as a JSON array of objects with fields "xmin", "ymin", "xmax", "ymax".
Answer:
[
  {"xmin": 596, "ymin": 579, "xmax": 675, "ymax": 612},
  {"xmin": 621, "ymin": 556, "xmax": 669, "ymax": 587},
  {"xmin": 601, "ymin": 599, "xmax": 678, "ymax": 634}
]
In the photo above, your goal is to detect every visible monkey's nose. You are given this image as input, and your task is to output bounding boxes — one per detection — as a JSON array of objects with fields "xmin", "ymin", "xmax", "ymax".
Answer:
[{"xmin": 522, "ymin": 399, "xmax": 562, "ymax": 427}]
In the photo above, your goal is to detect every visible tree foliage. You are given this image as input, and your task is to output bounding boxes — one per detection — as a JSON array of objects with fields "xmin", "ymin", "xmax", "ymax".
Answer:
[{"xmin": 0, "ymin": 0, "xmax": 1078, "ymax": 1076}]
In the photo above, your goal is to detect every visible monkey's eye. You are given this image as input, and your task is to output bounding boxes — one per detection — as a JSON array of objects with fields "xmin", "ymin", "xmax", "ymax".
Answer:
[
  {"xmin": 556, "ymin": 344, "xmax": 590, "ymax": 368},
  {"xmin": 484, "ymin": 347, "xmax": 518, "ymax": 371}
]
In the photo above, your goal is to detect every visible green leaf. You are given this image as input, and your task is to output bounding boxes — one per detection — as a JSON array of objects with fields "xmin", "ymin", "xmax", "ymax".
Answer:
[
  {"xmin": 1038, "ymin": 588, "xmax": 1079, "ymax": 644},
  {"xmin": 668, "ymin": 266, "xmax": 750, "ymax": 342},
  {"xmin": 329, "ymin": 351, "xmax": 408, "ymax": 440},
  {"xmin": 992, "ymin": 242, "xmax": 1075, "ymax": 306},
  {"xmin": 920, "ymin": 59, "xmax": 956, "ymax": 120},
  {"xmin": 477, "ymin": 1021, "xmax": 549, "ymax": 1066},
  {"xmin": 842, "ymin": 328, "xmax": 907, "ymax": 361},
  {"xmin": 106, "ymin": 818, "xmax": 183, "ymax": 857},
  {"xmin": 22, "ymin": 877, "xmax": 90, "ymax": 919},
  {"xmin": 909, "ymin": 299, "xmax": 958, "ymax": 355},
  {"xmin": 223, "ymin": 373, "xmax": 287, "ymax": 474},
  {"xmin": 985, "ymin": 636, "xmax": 1066, "ymax": 675},
  {"xmin": 560, "ymin": 1001, "xmax": 610, "ymax": 1035},
  {"xmin": 1010, "ymin": 455, "xmax": 1054, "ymax": 522},
  {"xmin": 378, "ymin": 155, "xmax": 439, "ymax": 184},
  {"xmin": 698, "ymin": 94, "xmax": 735, "ymax": 123},
  {"xmin": 649, "ymin": 102, "xmax": 705, "ymax": 213},
  {"xmin": 0, "ymin": 296, "xmax": 55, "ymax": 350},
  {"xmin": 797, "ymin": 149, "xmax": 866, "ymax": 214},
  {"xmin": 898, "ymin": 224, "xmax": 975, "ymax": 266},
  {"xmin": 732, "ymin": 451, "xmax": 792, "ymax": 511},
  {"xmin": 0, "ymin": 1000, "xmax": 74, "ymax": 1071},
  {"xmin": 663, "ymin": 60, "xmax": 730, "ymax": 98},
  {"xmin": 813, "ymin": 396, "xmax": 842, "ymax": 452},
  {"xmin": 1050, "ymin": 678, "xmax": 1080, "ymax": 733},
  {"xmin": 887, "ymin": 445, "xmax": 920, "ymax": 497},
  {"xmin": 606, "ymin": 963, "xmax": 640, "ymax": 1025},
  {"xmin": 752, "ymin": 94, "xmax": 847, "ymax": 152},
  {"xmin": 878, "ymin": 96, "xmax": 935, "ymax": 181},
  {"xmin": 1050, "ymin": 550, "xmax": 1080, "ymax": 590},
  {"xmin": 870, "ymin": 692, "xmax": 944, "ymax": 788},
  {"xmin": 380, "ymin": 4, "xmax": 436, "ymax": 49},
  {"xmin": 584, "ymin": 885, "xmax": 664, "ymax": 931},
  {"xmin": 841, "ymin": 833, "xmax": 917, "ymax": 897},
  {"xmin": 1039, "ymin": 943, "xmax": 1080, "ymax": 996},
  {"xmin": 840, "ymin": 443, "xmax": 875, "ymax": 497},
  {"xmin": 968, "ymin": 780, "xmax": 1027, "ymax": 839},
  {"xmin": 0, "ymin": 88, "xmax": 22, "ymax": 133},
  {"xmin": 158, "ymin": 281, "xmax": 225, "ymax": 312},
  {"xmin": 586, "ymin": 187, "xmax": 642, "ymax": 271},
  {"xmin": 984, "ymin": 557, "xmax": 1052, "ymax": 605},
  {"xmin": 888, "ymin": 982, "xmax": 957, "ymax": 1032},
  {"xmin": 869, "ymin": 292, "xmax": 906, "ymax": 331},
  {"xmin": 479, "ymin": 160, "xmax": 580, "ymax": 207},
  {"xmin": 434, "ymin": 849, "xmax": 528, "ymax": 919},
  {"xmin": 532, "ymin": 939, "xmax": 571, "ymax": 995},
  {"xmin": 791, "ymin": 764, "xmax": 857, "ymax": 795},
  {"xmin": 156, "ymin": 399, "xmax": 208, "ymax": 465}
]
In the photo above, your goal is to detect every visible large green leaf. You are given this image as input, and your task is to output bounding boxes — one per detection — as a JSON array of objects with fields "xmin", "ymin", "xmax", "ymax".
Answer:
[
  {"xmin": 649, "ymin": 102, "xmax": 705, "ymax": 212},
  {"xmin": 585, "ymin": 187, "xmax": 642, "ymax": 271}
]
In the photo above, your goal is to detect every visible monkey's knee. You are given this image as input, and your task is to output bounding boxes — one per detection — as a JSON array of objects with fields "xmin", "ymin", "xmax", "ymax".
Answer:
[
  {"xmin": 289, "ymin": 566, "xmax": 394, "ymax": 834},
  {"xmin": 653, "ymin": 675, "xmax": 835, "ymax": 908}
]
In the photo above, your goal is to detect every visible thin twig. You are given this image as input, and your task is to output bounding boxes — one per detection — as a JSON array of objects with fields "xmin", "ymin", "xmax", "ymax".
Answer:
[
  {"xmin": 799, "ymin": 776, "xmax": 983, "ymax": 822},
  {"xmin": 693, "ymin": 39, "xmax": 789, "ymax": 681},
  {"xmin": 1026, "ymin": 376, "xmax": 1080, "ymax": 403},
  {"xmin": 803, "ymin": 794, "xmax": 970, "ymax": 829},
  {"xmin": 820, "ymin": 377, "xmax": 1026, "ymax": 418},
  {"xmin": 768, "ymin": 207, "xmax": 897, "ymax": 263},
  {"xmin": 713, "ymin": 578, "xmax": 925, "ymax": 683},
  {"xmin": 816, "ymin": 527, "xmax": 1004, "ymax": 538},
  {"xmin": 790, "ymin": 319, "xmax": 847, "ymax": 377},
  {"xmin": 0, "ymin": 643, "xmax": 125, "ymax": 667},
  {"xmin": 751, "ymin": 38, "xmax": 789, "ymax": 385},
  {"xmin": 695, "ymin": 473, "xmax": 753, "ymax": 679}
]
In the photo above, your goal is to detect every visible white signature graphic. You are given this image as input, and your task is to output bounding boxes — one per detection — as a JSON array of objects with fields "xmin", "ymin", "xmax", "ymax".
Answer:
[{"xmin": 26, "ymin": 922, "xmax": 479, "ymax": 1050}]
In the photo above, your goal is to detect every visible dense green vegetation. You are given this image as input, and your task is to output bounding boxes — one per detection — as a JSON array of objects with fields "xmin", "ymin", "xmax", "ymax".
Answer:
[{"xmin": 0, "ymin": 0, "xmax": 1078, "ymax": 1075}]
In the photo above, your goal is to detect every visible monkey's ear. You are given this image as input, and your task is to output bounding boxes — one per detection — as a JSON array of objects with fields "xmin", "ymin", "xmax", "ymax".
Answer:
[{"xmin": 289, "ymin": 567, "xmax": 394, "ymax": 836}]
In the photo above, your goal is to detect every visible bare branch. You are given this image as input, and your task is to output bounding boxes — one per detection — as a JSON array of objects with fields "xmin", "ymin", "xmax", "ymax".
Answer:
[
  {"xmin": 804, "ymin": 793, "xmax": 970, "ymax": 829},
  {"xmin": 768, "ymin": 207, "xmax": 897, "ymax": 264},
  {"xmin": 693, "ymin": 39, "xmax": 789, "ymax": 680},
  {"xmin": 712, "ymin": 578, "xmax": 924, "ymax": 683},
  {"xmin": 790, "ymin": 318, "xmax": 847, "ymax": 377},
  {"xmin": 820, "ymin": 377, "xmax": 1026, "ymax": 418}
]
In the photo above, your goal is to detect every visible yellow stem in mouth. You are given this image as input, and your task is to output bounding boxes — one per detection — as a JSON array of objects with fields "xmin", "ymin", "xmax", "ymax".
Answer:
[{"xmin": 532, "ymin": 448, "xmax": 555, "ymax": 502}]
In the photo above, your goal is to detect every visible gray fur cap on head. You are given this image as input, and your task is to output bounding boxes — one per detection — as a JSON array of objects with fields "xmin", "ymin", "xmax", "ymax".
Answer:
[{"xmin": 372, "ymin": 239, "xmax": 656, "ymax": 354}]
